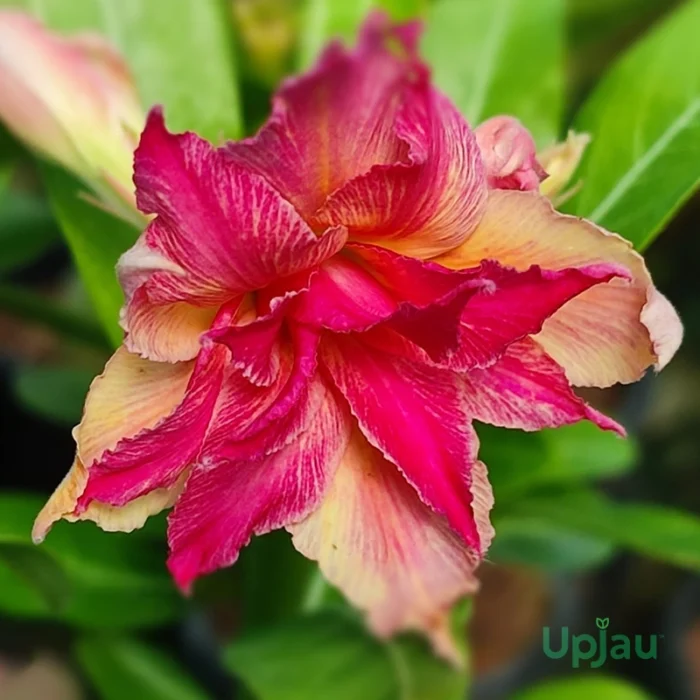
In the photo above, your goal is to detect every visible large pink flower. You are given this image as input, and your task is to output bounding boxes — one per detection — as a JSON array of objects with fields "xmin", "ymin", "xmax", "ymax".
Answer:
[{"xmin": 34, "ymin": 14, "xmax": 681, "ymax": 660}]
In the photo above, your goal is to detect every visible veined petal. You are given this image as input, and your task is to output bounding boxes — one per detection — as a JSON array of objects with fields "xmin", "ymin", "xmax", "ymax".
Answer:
[
  {"xmin": 124, "ymin": 107, "xmax": 346, "ymax": 309},
  {"xmin": 437, "ymin": 190, "xmax": 682, "ymax": 386},
  {"xmin": 167, "ymin": 381, "xmax": 350, "ymax": 591},
  {"xmin": 474, "ymin": 116, "xmax": 546, "ymax": 191},
  {"xmin": 224, "ymin": 12, "xmax": 420, "ymax": 219},
  {"xmin": 121, "ymin": 286, "xmax": 217, "ymax": 363},
  {"xmin": 289, "ymin": 431, "xmax": 494, "ymax": 664},
  {"xmin": 313, "ymin": 80, "xmax": 487, "ymax": 258},
  {"xmin": 75, "ymin": 341, "xmax": 227, "ymax": 511},
  {"xmin": 320, "ymin": 334, "xmax": 484, "ymax": 552},
  {"xmin": 33, "ymin": 347, "xmax": 193, "ymax": 540},
  {"xmin": 462, "ymin": 338, "xmax": 624, "ymax": 434}
]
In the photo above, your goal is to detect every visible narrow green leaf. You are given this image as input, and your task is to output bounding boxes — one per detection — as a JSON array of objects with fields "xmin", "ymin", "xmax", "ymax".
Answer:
[
  {"xmin": 423, "ymin": 0, "xmax": 565, "ymax": 146},
  {"xmin": 506, "ymin": 489, "xmax": 700, "ymax": 571},
  {"xmin": 0, "ymin": 283, "xmax": 109, "ymax": 350},
  {"xmin": 512, "ymin": 674, "xmax": 655, "ymax": 700},
  {"xmin": 568, "ymin": 0, "xmax": 700, "ymax": 250},
  {"xmin": 12, "ymin": 366, "xmax": 94, "ymax": 426},
  {"xmin": 41, "ymin": 164, "xmax": 139, "ymax": 346},
  {"xmin": 75, "ymin": 636, "xmax": 209, "ymax": 700},
  {"xmin": 31, "ymin": 0, "xmax": 242, "ymax": 141}
]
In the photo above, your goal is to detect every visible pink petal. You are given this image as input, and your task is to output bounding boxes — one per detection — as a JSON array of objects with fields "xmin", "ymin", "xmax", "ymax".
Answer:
[
  {"xmin": 167, "ymin": 381, "xmax": 351, "ymax": 591},
  {"xmin": 313, "ymin": 79, "xmax": 487, "ymax": 258},
  {"xmin": 474, "ymin": 116, "xmax": 547, "ymax": 191},
  {"xmin": 320, "ymin": 334, "xmax": 484, "ymax": 553},
  {"xmin": 438, "ymin": 190, "xmax": 683, "ymax": 386},
  {"xmin": 451, "ymin": 261, "xmax": 630, "ymax": 371},
  {"xmin": 76, "ymin": 340, "xmax": 227, "ymax": 511},
  {"xmin": 224, "ymin": 12, "xmax": 420, "ymax": 219},
  {"xmin": 289, "ymin": 430, "xmax": 494, "ymax": 663},
  {"xmin": 122, "ymin": 107, "xmax": 346, "ymax": 310},
  {"xmin": 33, "ymin": 346, "xmax": 193, "ymax": 540},
  {"xmin": 462, "ymin": 338, "xmax": 625, "ymax": 434}
]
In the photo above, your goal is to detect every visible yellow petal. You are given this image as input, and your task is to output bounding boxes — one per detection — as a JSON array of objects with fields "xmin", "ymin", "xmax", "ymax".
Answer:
[
  {"xmin": 538, "ymin": 131, "xmax": 590, "ymax": 201},
  {"xmin": 289, "ymin": 431, "xmax": 493, "ymax": 665}
]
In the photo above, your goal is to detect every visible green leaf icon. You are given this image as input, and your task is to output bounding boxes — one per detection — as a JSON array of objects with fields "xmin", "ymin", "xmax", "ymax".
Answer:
[{"xmin": 596, "ymin": 617, "xmax": 610, "ymax": 629}]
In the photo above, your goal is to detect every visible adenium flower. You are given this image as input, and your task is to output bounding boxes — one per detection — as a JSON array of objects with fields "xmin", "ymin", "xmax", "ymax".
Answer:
[
  {"xmin": 0, "ymin": 11, "xmax": 143, "ymax": 216},
  {"xmin": 34, "ymin": 14, "xmax": 682, "ymax": 660}
]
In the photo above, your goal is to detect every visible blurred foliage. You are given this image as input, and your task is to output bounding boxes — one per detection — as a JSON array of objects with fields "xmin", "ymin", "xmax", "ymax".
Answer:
[
  {"xmin": 0, "ymin": 0, "xmax": 698, "ymax": 699},
  {"xmin": 76, "ymin": 635, "xmax": 210, "ymax": 700}
]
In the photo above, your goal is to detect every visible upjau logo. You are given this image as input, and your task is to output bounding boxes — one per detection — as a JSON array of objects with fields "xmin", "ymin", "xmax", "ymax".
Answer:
[{"xmin": 542, "ymin": 617, "xmax": 661, "ymax": 668}]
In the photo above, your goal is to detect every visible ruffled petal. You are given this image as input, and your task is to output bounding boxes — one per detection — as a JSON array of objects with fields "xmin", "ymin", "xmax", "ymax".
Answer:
[
  {"xmin": 121, "ymin": 107, "xmax": 346, "ymax": 311},
  {"xmin": 75, "ymin": 341, "xmax": 227, "ymax": 511},
  {"xmin": 167, "ymin": 380, "xmax": 351, "ymax": 591},
  {"xmin": 289, "ymin": 431, "xmax": 494, "ymax": 663},
  {"xmin": 33, "ymin": 346, "xmax": 193, "ymax": 540},
  {"xmin": 313, "ymin": 80, "xmax": 486, "ymax": 258},
  {"xmin": 224, "ymin": 12, "xmax": 421, "ymax": 219},
  {"xmin": 320, "ymin": 334, "xmax": 484, "ymax": 552},
  {"xmin": 474, "ymin": 116, "xmax": 546, "ymax": 191},
  {"xmin": 462, "ymin": 338, "xmax": 624, "ymax": 434},
  {"xmin": 121, "ymin": 286, "xmax": 217, "ymax": 362},
  {"xmin": 437, "ymin": 190, "xmax": 682, "ymax": 386}
]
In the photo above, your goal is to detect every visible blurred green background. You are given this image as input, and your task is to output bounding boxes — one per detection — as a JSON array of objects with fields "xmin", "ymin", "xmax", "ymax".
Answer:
[{"xmin": 0, "ymin": 0, "xmax": 699, "ymax": 699}]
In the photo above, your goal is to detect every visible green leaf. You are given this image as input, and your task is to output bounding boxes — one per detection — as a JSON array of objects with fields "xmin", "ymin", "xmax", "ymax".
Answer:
[
  {"xmin": 0, "ymin": 492, "xmax": 183, "ymax": 628},
  {"xmin": 297, "ymin": 0, "xmax": 374, "ymax": 69},
  {"xmin": 31, "ymin": 0, "xmax": 242, "ymax": 141},
  {"xmin": 75, "ymin": 636, "xmax": 209, "ymax": 700},
  {"xmin": 480, "ymin": 422, "xmax": 637, "ymax": 503},
  {"xmin": 0, "ymin": 191, "xmax": 60, "ymax": 273},
  {"xmin": 41, "ymin": 164, "xmax": 139, "ymax": 346},
  {"xmin": 12, "ymin": 365, "xmax": 94, "ymax": 426},
  {"xmin": 423, "ymin": 0, "xmax": 565, "ymax": 146},
  {"xmin": 568, "ymin": 0, "xmax": 700, "ymax": 250},
  {"xmin": 505, "ymin": 489, "xmax": 700, "ymax": 571},
  {"xmin": 512, "ymin": 674, "xmax": 655, "ymax": 700},
  {"xmin": 488, "ymin": 518, "xmax": 614, "ymax": 571},
  {"xmin": 0, "ymin": 283, "xmax": 109, "ymax": 350},
  {"xmin": 226, "ymin": 611, "xmax": 467, "ymax": 700}
]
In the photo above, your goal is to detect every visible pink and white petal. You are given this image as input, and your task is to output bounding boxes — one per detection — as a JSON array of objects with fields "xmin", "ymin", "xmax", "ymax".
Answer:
[
  {"xmin": 451, "ymin": 261, "xmax": 629, "ymax": 371},
  {"xmin": 320, "ymin": 335, "xmax": 483, "ymax": 552},
  {"xmin": 121, "ymin": 287, "xmax": 217, "ymax": 363},
  {"xmin": 462, "ymin": 337, "xmax": 624, "ymax": 434},
  {"xmin": 35, "ymin": 458, "xmax": 189, "ymax": 537},
  {"xmin": 437, "ymin": 190, "xmax": 682, "ymax": 386},
  {"xmin": 167, "ymin": 382, "xmax": 351, "ymax": 591},
  {"xmin": 314, "ymin": 82, "xmax": 487, "ymax": 259},
  {"xmin": 355, "ymin": 244, "xmax": 627, "ymax": 370},
  {"xmin": 33, "ymin": 347, "xmax": 193, "ymax": 540},
  {"xmin": 290, "ymin": 432, "xmax": 494, "ymax": 663},
  {"xmin": 474, "ymin": 116, "xmax": 546, "ymax": 191},
  {"xmin": 128, "ymin": 108, "xmax": 346, "ymax": 306},
  {"xmin": 224, "ymin": 12, "xmax": 422, "ymax": 218},
  {"xmin": 76, "ymin": 341, "xmax": 227, "ymax": 510}
]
